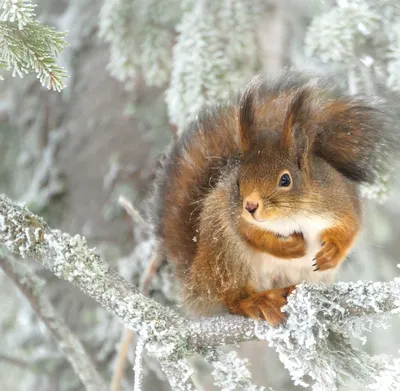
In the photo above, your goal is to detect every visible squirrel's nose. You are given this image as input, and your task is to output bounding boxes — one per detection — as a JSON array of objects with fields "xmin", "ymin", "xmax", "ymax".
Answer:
[{"xmin": 245, "ymin": 201, "xmax": 258, "ymax": 214}]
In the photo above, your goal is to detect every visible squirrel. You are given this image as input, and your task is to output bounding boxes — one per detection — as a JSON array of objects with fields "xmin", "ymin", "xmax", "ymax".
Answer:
[{"xmin": 150, "ymin": 71, "xmax": 397, "ymax": 326}]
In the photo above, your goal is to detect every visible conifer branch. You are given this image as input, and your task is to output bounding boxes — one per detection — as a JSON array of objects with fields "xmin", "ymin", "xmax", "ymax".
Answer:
[{"xmin": 0, "ymin": 0, "xmax": 68, "ymax": 90}]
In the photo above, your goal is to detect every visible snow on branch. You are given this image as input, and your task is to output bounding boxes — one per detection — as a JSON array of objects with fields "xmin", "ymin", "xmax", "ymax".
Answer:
[
  {"xmin": 98, "ymin": 0, "xmax": 178, "ymax": 88},
  {"xmin": 0, "ymin": 254, "xmax": 107, "ymax": 391},
  {"xmin": 1, "ymin": 195, "xmax": 400, "ymax": 390},
  {"xmin": 0, "ymin": 0, "xmax": 36, "ymax": 30},
  {"xmin": 205, "ymin": 349, "xmax": 270, "ymax": 391},
  {"xmin": 0, "ymin": 0, "xmax": 68, "ymax": 90}
]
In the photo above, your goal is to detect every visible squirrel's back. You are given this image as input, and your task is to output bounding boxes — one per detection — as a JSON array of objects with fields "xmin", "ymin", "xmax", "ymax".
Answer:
[{"xmin": 151, "ymin": 104, "xmax": 239, "ymax": 278}]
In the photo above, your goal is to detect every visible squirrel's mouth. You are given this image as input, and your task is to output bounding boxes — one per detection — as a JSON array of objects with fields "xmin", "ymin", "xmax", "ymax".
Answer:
[
  {"xmin": 242, "ymin": 212, "xmax": 272, "ymax": 224},
  {"xmin": 253, "ymin": 217, "xmax": 267, "ymax": 223},
  {"xmin": 243, "ymin": 210, "xmax": 276, "ymax": 222},
  {"xmin": 242, "ymin": 210, "xmax": 286, "ymax": 226}
]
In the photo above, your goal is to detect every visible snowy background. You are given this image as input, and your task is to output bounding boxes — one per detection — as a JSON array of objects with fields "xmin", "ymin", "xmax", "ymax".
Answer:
[{"xmin": 0, "ymin": 0, "xmax": 400, "ymax": 390}]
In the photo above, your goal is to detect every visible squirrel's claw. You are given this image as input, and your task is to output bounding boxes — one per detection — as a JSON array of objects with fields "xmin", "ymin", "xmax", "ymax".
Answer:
[
  {"xmin": 312, "ymin": 258, "xmax": 319, "ymax": 271},
  {"xmin": 312, "ymin": 261, "xmax": 319, "ymax": 271},
  {"xmin": 313, "ymin": 242, "xmax": 342, "ymax": 271}
]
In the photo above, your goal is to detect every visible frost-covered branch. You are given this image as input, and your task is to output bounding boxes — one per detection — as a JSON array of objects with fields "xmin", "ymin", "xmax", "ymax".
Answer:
[
  {"xmin": 304, "ymin": 1, "xmax": 400, "ymax": 203},
  {"xmin": 205, "ymin": 349, "xmax": 268, "ymax": 391},
  {"xmin": 1, "ymin": 195, "xmax": 400, "ymax": 390},
  {"xmin": 0, "ymin": 0, "xmax": 68, "ymax": 90},
  {"xmin": 98, "ymin": 0, "xmax": 178, "ymax": 87},
  {"xmin": 0, "ymin": 254, "xmax": 107, "ymax": 391},
  {"xmin": 166, "ymin": 0, "xmax": 240, "ymax": 129},
  {"xmin": 158, "ymin": 358, "xmax": 195, "ymax": 391},
  {"xmin": 99, "ymin": 0, "xmax": 262, "ymax": 128},
  {"xmin": 18, "ymin": 127, "xmax": 66, "ymax": 212}
]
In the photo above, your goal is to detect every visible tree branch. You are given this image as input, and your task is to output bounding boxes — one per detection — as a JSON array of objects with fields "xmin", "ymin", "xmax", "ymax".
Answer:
[
  {"xmin": 1, "ymin": 195, "xmax": 399, "ymax": 390},
  {"xmin": 0, "ymin": 254, "xmax": 107, "ymax": 391},
  {"xmin": 159, "ymin": 358, "xmax": 196, "ymax": 391},
  {"xmin": 205, "ymin": 349, "xmax": 267, "ymax": 391}
]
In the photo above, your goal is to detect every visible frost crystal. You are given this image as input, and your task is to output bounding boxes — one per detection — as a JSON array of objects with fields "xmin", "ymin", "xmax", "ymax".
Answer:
[
  {"xmin": 99, "ymin": 0, "xmax": 179, "ymax": 88},
  {"xmin": 253, "ymin": 282, "xmax": 400, "ymax": 391},
  {"xmin": 99, "ymin": 0, "xmax": 138, "ymax": 86},
  {"xmin": 368, "ymin": 355, "xmax": 400, "ymax": 390},
  {"xmin": 133, "ymin": 329, "xmax": 148, "ymax": 391},
  {"xmin": 208, "ymin": 350, "xmax": 266, "ymax": 391},
  {"xmin": 166, "ymin": 1, "xmax": 234, "ymax": 129},
  {"xmin": 305, "ymin": 4, "xmax": 380, "ymax": 65},
  {"xmin": 0, "ymin": 0, "xmax": 36, "ymax": 30}
]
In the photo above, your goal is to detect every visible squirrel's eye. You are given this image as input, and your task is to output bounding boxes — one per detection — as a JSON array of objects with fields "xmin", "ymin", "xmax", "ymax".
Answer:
[
  {"xmin": 236, "ymin": 179, "xmax": 240, "ymax": 188},
  {"xmin": 279, "ymin": 173, "xmax": 291, "ymax": 187}
]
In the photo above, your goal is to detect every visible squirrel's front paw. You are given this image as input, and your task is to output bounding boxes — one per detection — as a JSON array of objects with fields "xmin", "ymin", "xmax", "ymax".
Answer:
[
  {"xmin": 234, "ymin": 286, "xmax": 296, "ymax": 326},
  {"xmin": 313, "ymin": 242, "xmax": 342, "ymax": 271},
  {"xmin": 280, "ymin": 233, "xmax": 306, "ymax": 258}
]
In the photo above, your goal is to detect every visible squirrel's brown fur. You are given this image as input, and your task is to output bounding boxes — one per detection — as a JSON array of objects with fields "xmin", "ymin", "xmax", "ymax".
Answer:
[{"xmin": 150, "ymin": 72, "xmax": 397, "ymax": 325}]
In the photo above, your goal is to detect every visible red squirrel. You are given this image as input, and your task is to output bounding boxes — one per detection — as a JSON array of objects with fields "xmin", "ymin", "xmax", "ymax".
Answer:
[{"xmin": 151, "ymin": 72, "xmax": 396, "ymax": 326}]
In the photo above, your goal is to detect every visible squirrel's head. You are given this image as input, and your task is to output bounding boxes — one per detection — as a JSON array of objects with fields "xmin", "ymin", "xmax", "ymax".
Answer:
[{"xmin": 237, "ymin": 79, "xmax": 316, "ymax": 224}]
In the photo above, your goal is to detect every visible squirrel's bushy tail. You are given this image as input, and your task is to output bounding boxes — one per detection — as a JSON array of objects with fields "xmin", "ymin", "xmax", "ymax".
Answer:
[{"xmin": 312, "ymin": 92, "xmax": 399, "ymax": 183}]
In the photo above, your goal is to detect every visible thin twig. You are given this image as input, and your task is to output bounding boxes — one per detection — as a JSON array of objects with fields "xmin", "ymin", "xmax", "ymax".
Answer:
[
  {"xmin": 133, "ymin": 333, "xmax": 147, "ymax": 391},
  {"xmin": 0, "ymin": 354, "xmax": 30, "ymax": 370},
  {"xmin": 110, "ymin": 251, "xmax": 161, "ymax": 391},
  {"xmin": 0, "ymin": 353, "xmax": 59, "ymax": 375},
  {"xmin": 0, "ymin": 255, "xmax": 107, "ymax": 391},
  {"xmin": 139, "ymin": 252, "xmax": 163, "ymax": 295},
  {"xmin": 111, "ymin": 197, "xmax": 162, "ymax": 391},
  {"xmin": 110, "ymin": 328, "xmax": 135, "ymax": 391},
  {"xmin": 118, "ymin": 196, "xmax": 152, "ymax": 232}
]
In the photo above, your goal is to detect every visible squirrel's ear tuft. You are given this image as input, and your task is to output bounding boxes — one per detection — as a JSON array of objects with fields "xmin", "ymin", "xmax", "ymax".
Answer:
[
  {"xmin": 281, "ymin": 87, "xmax": 315, "ymax": 175},
  {"xmin": 280, "ymin": 86, "xmax": 311, "ymax": 150},
  {"xmin": 238, "ymin": 76, "xmax": 264, "ymax": 153}
]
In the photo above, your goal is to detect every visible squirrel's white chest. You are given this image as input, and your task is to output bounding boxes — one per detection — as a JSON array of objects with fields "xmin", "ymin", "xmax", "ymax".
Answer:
[{"xmin": 250, "ymin": 214, "xmax": 337, "ymax": 291}]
